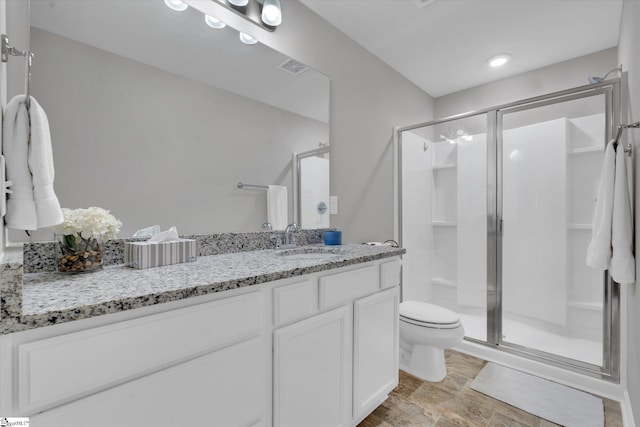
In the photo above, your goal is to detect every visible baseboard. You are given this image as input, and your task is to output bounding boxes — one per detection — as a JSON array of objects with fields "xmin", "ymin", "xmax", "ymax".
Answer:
[{"xmin": 623, "ymin": 390, "xmax": 637, "ymax": 427}]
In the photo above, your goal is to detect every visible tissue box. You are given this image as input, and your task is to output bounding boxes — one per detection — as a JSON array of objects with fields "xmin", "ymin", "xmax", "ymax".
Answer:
[{"xmin": 124, "ymin": 239, "xmax": 197, "ymax": 269}]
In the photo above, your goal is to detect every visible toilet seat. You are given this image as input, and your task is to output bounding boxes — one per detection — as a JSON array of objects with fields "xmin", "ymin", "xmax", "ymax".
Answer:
[{"xmin": 400, "ymin": 301, "xmax": 461, "ymax": 329}]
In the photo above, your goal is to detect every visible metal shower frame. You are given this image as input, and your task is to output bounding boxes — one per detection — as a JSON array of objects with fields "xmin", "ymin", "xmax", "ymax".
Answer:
[{"xmin": 396, "ymin": 78, "xmax": 622, "ymax": 382}]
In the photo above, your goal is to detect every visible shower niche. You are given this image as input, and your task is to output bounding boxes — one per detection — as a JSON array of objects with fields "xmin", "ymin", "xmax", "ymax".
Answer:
[{"xmin": 399, "ymin": 80, "xmax": 621, "ymax": 380}]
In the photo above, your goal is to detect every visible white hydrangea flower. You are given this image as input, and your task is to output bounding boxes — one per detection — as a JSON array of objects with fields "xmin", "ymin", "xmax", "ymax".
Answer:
[{"xmin": 50, "ymin": 207, "xmax": 122, "ymax": 240}]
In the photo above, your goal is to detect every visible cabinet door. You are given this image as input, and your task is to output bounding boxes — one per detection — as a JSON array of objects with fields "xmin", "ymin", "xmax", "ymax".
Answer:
[
  {"xmin": 353, "ymin": 286, "xmax": 399, "ymax": 421},
  {"xmin": 274, "ymin": 306, "xmax": 350, "ymax": 427},
  {"xmin": 31, "ymin": 337, "xmax": 266, "ymax": 427}
]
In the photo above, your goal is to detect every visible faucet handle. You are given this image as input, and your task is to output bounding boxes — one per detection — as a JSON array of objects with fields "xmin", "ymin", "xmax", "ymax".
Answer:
[
  {"xmin": 261, "ymin": 222, "xmax": 273, "ymax": 231},
  {"xmin": 269, "ymin": 234, "xmax": 282, "ymax": 249}
]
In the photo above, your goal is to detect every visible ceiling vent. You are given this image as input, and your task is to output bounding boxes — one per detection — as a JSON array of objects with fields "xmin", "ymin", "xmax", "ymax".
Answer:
[
  {"xmin": 415, "ymin": 0, "xmax": 436, "ymax": 8},
  {"xmin": 279, "ymin": 58, "xmax": 309, "ymax": 75}
]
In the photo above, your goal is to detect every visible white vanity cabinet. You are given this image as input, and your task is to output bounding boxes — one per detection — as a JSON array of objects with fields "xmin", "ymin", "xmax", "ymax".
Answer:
[
  {"xmin": 31, "ymin": 336, "xmax": 266, "ymax": 427},
  {"xmin": 0, "ymin": 256, "xmax": 402, "ymax": 427},
  {"xmin": 0, "ymin": 290, "xmax": 269, "ymax": 427},
  {"xmin": 273, "ymin": 258, "xmax": 401, "ymax": 427},
  {"xmin": 353, "ymin": 287, "xmax": 399, "ymax": 421},
  {"xmin": 274, "ymin": 306, "xmax": 351, "ymax": 427}
]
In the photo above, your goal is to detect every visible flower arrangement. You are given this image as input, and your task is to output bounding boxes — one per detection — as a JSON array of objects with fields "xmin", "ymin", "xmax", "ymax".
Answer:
[{"xmin": 52, "ymin": 207, "xmax": 122, "ymax": 273}]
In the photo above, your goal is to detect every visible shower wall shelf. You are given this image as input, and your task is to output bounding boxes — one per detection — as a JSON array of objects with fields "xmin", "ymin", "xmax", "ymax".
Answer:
[
  {"xmin": 432, "ymin": 277, "xmax": 456, "ymax": 288},
  {"xmin": 567, "ymin": 301, "xmax": 603, "ymax": 311},
  {"xmin": 432, "ymin": 163, "xmax": 456, "ymax": 170},
  {"xmin": 567, "ymin": 223, "xmax": 592, "ymax": 230},
  {"xmin": 568, "ymin": 146, "xmax": 604, "ymax": 155},
  {"xmin": 432, "ymin": 220, "xmax": 456, "ymax": 227}
]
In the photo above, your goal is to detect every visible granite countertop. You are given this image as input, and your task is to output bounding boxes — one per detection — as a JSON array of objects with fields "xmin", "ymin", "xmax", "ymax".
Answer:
[{"xmin": 1, "ymin": 244, "xmax": 404, "ymax": 334}]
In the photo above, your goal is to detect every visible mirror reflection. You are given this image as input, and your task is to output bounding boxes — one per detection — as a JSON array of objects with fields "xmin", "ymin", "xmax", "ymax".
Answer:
[
  {"xmin": 295, "ymin": 145, "xmax": 330, "ymax": 230},
  {"xmin": 16, "ymin": 0, "xmax": 329, "ymax": 240}
]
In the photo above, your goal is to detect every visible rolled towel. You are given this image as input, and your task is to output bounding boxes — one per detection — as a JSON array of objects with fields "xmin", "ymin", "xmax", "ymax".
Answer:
[
  {"xmin": 28, "ymin": 96, "xmax": 64, "ymax": 228},
  {"xmin": 586, "ymin": 140, "xmax": 616, "ymax": 270},
  {"xmin": 3, "ymin": 95, "xmax": 37, "ymax": 230},
  {"xmin": 610, "ymin": 144, "xmax": 635, "ymax": 283},
  {"xmin": 267, "ymin": 185, "xmax": 288, "ymax": 231}
]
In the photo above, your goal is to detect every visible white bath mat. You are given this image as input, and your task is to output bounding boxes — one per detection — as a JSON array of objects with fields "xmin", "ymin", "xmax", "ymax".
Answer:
[{"xmin": 470, "ymin": 363, "xmax": 604, "ymax": 427}]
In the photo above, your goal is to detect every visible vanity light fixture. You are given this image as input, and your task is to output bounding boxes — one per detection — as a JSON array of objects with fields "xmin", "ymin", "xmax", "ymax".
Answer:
[
  {"xmin": 488, "ymin": 53, "xmax": 511, "ymax": 68},
  {"xmin": 164, "ymin": 0, "xmax": 188, "ymax": 12},
  {"xmin": 261, "ymin": 0, "xmax": 282, "ymax": 26},
  {"xmin": 212, "ymin": 0, "xmax": 282, "ymax": 32},
  {"xmin": 239, "ymin": 32, "xmax": 258, "ymax": 45},
  {"xmin": 228, "ymin": 0, "xmax": 250, "ymax": 6},
  {"xmin": 205, "ymin": 14, "xmax": 226, "ymax": 29}
]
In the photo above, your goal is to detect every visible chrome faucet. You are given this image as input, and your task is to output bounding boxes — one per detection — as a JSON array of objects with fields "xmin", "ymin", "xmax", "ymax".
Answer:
[{"xmin": 283, "ymin": 222, "xmax": 298, "ymax": 247}]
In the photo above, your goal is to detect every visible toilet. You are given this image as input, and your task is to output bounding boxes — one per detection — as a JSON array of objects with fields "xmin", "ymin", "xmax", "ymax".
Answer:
[{"xmin": 399, "ymin": 301, "xmax": 465, "ymax": 382}]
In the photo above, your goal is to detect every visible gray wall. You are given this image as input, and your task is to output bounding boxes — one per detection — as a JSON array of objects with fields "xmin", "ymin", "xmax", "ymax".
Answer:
[
  {"xmin": 618, "ymin": 0, "xmax": 639, "ymax": 423},
  {"xmin": 245, "ymin": 1, "xmax": 435, "ymax": 243},
  {"xmin": 435, "ymin": 48, "xmax": 618, "ymax": 119},
  {"xmin": 23, "ymin": 27, "xmax": 328, "ymax": 237}
]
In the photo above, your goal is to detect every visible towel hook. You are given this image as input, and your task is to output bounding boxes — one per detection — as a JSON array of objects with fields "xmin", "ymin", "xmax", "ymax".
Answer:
[
  {"xmin": 614, "ymin": 122, "xmax": 639, "ymax": 157},
  {"xmin": 1, "ymin": 34, "xmax": 34, "ymax": 110}
]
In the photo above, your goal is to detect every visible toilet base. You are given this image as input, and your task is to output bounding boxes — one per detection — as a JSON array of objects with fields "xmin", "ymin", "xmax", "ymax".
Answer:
[{"xmin": 404, "ymin": 345, "xmax": 447, "ymax": 382}]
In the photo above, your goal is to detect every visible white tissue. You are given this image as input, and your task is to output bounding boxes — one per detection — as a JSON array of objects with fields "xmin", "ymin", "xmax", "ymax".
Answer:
[
  {"xmin": 132, "ymin": 225, "xmax": 161, "ymax": 238},
  {"xmin": 148, "ymin": 226, "xmax": 180, "ymax": 243}
]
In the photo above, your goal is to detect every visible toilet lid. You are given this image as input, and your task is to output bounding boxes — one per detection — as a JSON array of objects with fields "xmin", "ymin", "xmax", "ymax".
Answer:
[{"xmin": 399, "ymin": 301, "xmax": 460, "ymax": 325}]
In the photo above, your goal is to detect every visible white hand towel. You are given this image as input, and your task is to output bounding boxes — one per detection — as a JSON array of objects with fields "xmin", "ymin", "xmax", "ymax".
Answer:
[
  {"xmin": 610, "ymin": 145, "xmax": 635, "ymax": 283},
  {"xmin": 267, "ymin": 185, "xmax": 288, "ymax": 231},
  {"xmin": 586, "ymin": 140, "xmax": 616, "ymax": 270},
  {"xmin": 3, "ymin": 95, "xmax": 38, "ymax": 230},
  {"xmin": 28, "ymin": 97, "xmax": 64, "ymax": 228}
]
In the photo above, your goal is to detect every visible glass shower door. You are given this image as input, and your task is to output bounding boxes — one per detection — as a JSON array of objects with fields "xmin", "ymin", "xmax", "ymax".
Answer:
[
  {"xmin": 400, "ymin": 114, "xmax": 488, "ymax": 342},
  {"xmin": 498, "ymin": 92, "xmax": 610, "ymax": 367}
]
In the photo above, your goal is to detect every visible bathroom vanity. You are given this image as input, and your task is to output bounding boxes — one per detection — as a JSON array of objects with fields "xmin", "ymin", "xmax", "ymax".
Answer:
[{"xmin": 0, "ymin": 242, "xmax": 403, "ymax": 427}]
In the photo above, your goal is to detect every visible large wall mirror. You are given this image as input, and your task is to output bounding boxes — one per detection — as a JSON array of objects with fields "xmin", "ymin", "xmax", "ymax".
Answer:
[{"xmin": 11, "ymin": 0, "xmax": 329, "ymax": 241}]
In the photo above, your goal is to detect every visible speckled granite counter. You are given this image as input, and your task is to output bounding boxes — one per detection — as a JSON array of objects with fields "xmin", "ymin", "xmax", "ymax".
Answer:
[{"xmin": 1, "ymin": 244, "xmax": 404, "ymax": 334}]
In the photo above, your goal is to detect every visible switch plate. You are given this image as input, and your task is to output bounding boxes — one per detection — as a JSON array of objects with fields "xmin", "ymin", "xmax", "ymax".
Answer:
[{"xmin": 329, "ymin": 196, "xmax": 338, "ymax": 214}]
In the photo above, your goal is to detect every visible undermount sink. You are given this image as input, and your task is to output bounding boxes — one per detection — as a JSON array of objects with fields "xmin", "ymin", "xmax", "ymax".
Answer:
[{"xmin": 275, "ymin": 247, "xmax": 345, "ymax": 261}]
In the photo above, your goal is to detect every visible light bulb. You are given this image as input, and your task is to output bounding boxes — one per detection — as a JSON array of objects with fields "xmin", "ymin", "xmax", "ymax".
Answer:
[
  {"xmin": 488, "ymin": 53, "xmax": 511, "ymax": 68},
  {"xmin": 205, "ymin": 15, "xmax": 226, "ymax": 29},
  {"xmin": 239, "ymin": 32, "xmax": 258, "ymax": 45},
  {"xmin": 228, "ymin": 0, "xmax": 249, "ymax": 6},
  {"xmin": 164, "ymin": 0, "xmax": 188, "ymax": 12},
  {"xmin": 261, "ymin": 0, "xmax": 282, "ymax": 26}
]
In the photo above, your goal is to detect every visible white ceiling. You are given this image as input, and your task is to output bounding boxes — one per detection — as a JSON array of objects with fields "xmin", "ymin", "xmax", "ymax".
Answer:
[
  {"xmin": 301, "ymin": 0, "xmax": 624, "ymax": 97},
  {"xmin": 30, "ymin": 0, "xmax": 329, "ymax": 123}
]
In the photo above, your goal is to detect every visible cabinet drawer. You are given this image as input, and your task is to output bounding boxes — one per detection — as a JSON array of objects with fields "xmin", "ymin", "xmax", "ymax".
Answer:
[
  {"xmin": 319, "ymin": 265, "xmax": 379, "ymax": 309},
  {"xmin": 273, "ymin": 279, "xmax": 317, "ymax": 326},
  {"xmin": 18, "ymin": 292, "xmax": 262, "ymax": 414},
  {"xmin": 380, "ymin": 258, "xmax": 401, "ymax": 289},
  {"xmin": 31, "ymin": 337, "xmax": 266, "ymax": 427}
]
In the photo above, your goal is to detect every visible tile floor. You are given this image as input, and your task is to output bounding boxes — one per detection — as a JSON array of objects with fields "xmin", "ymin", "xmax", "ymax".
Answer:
[{"xmin": 358, "ymin": 350, "xmax": 623, "ymax": 427}]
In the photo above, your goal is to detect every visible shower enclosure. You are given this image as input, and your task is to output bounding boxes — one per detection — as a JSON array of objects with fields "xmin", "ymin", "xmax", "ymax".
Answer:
[{"xmin": 397, "ymin": 80, "xmax": 621, "ymax": 381}]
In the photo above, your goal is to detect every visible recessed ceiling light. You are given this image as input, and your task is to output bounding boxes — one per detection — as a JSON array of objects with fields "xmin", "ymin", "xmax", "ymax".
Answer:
[
  {"xmin": 164, "ymin": 0, "xmax": 188, "ymax": 12},
  {"xmin": 488, "ymin": 53, "xmax": 511, "ymax": 68},
  {"xmin": 239, "ymin": 32, "xmax": 258, "ymax": 45},
  {"xmin": 205, "ymin": 14, "xmax": 226, "ymax": 29}
]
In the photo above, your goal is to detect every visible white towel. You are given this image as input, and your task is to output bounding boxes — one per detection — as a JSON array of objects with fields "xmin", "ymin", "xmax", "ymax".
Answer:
[
  {"xmin": 610, "ymin": 144, "xmax": 635, "ymax": 283},
  {"xmin": 2, "ymin": 95, "xmax": 63, "ymax": 230},
  {"xmin": 3, "ymin": 95, "xmax": 38, "ymax": 230},
  {"xmin": 267, "ymin": 185, "xmax": 288, "ymax": 231},
  {"xmin": 586, "ymin": 140, "xmax": 616, "ymax": 270}
]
